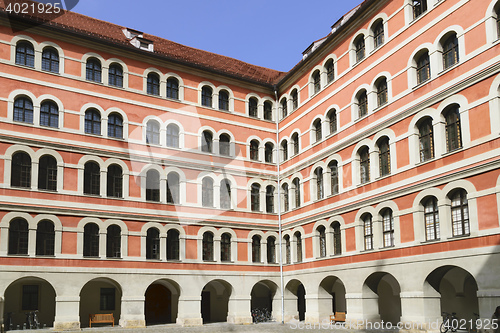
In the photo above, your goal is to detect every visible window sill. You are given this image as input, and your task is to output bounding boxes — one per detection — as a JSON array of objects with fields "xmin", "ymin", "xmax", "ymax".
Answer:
[
  {"xmin": 420, "ymin": 238, "xmax": 441, "ymax": 244},
  {"xmin": 441, "ymin": 146, "xmax": 463, "ymax": 157},
  {"xmin": 439, "ymin": 62, "xmax": 460, "ymax": 76},
  {"xmin": 413, "ymin": 79, "xmax": 431, "ymax": 90},
  {"xmin": 106, "ymin": 257, "xmax": 122, "ymax": 260},
  {"xmin": 448, "ymin": 233, "xmax": 470, "ymax": 240}
]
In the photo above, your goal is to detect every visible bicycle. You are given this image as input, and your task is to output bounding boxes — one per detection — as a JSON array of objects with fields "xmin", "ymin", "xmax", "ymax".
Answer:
[{"xmin": 440, "ymin": 312, "xmax": 459, "ymax": 333}]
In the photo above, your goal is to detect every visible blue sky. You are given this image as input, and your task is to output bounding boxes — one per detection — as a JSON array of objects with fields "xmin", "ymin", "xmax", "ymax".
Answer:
[{"xmin": 67, "ymin": 0, "xmax": 363, "ymax": 72}]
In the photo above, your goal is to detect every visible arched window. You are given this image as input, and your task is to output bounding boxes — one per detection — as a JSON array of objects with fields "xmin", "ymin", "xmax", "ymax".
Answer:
[
  {"xmin": 146, "ymin": 169, "xmax": 160, "ymax": 202},
  {"xmin": 83, "ymin": 223, "xmax": 99, "ymax": 257},
  {"xmin": 284, "ymin": 235, "xmax": 291, "ymax": 264},
  {"xmin": 42, "ymin": 47, "xmax": 59, "ymax": 73},
  {"xmin": 266, "ymin": 185, "xmax": 275, "ymax": 213},
  {"xmin": 108, "ymin": 63, "xmax": 123, "ymax": 87},
  {"xmin": 312, "ymin": 70, "xmax": 321, "ymax": 94},
  {"xmin": 167, "ymin": 229, "xmax": 180, "ymax": 260},
  {"xmin": 295, "ymin": 232, "xmax": 302, "ymax": 263},
  {"xmin": 359, "ymin": 147, "xmax": 370, "ymax": 183},
  {"xmin": 86, "ymin": 58, "xmax": 102, "ymax": 82},
  {"xmin": 318, "ymin": 226, "xmax": 326, "ymax": 257},
  {"xmin": 106, "ymin": 225, "xmax": 121, "ymax": 258},
  {"xmin": 84, "ymin": 108, "xmax": 101, "ymax": 135},
  {"xmin": 413, "ymin": 0, "xmax": 427, "ymax": 19},
  {"xmin": 202, "ymin": 232, "xmax": 214, "ymax": 261},
  {"xmin": 202, "ymin": 177, "xmax": 214, "ymax": 207},
  {"xmin": 201, "ymin": 130, "xmax": 213, "ymax": 153},
  {"xmin": 418, "ymin": 117, "xmax": 434, "ymax": 162},
  {"xmin": 355, "ymin": 35, "xmax": 365, "ymax": 62},
  {"xmin": 220, "ymin": 233, "xmax": 231, "ymax": 262},
  {"xmin": 108, "ymin": 113, "xmax": 123, "ymax": 139},
  {"xmin": 249, "ymin": 97, "xmax": 258, "ymax": 118},
  {"xmin": 146, "ymin": 120, "xmax": 160, "ymax": 145},
  {"xmin": 291, "ymin": 133, "xmax": 299, "ymax": 155},
  {"xmin": 264, "ymin": 101, "xmax": 273, "ymax": 121},
  {"xmin": 363, "ymin": 214, "xmax": 373, "ymax": 250},
  {"xmin": 329, "ymin": 160, "xmax": 339, "ymax": 195},
  {"xmin": 382, "ymin": 209, "xmax": 394, "ymax": 247},
  {"xmin": 38, "ymin": 155, "xmax": 57, "ymax": 191},
  {"xmin": 325, "ymin": 59, "xmax": 334, "ymax": 83},
  {"xmin": 250, "ymin": 140, "xmax": 259, "ymax": 161},
  {"xmin": 201, "ymin": 86, "xmax": 213, "ymax": 107},
  {"xmin": 357, "ymin": 90, "xmax": 368, "ymax": 118},
  {"xmin": 442, "ymin": 33, "xmax": 459, "ymax": 69},
  {"xmin": 293, "ymin": 178, "xmax": 301, "ymax": 208},
  {"xmin": 376, "ymin": 78, "xmax": 388, "ymax": 107},
  {"xmin": 267, "ymin": 236, "xmax": 276, "ymax": 263},
  {"xmin": 373, "ymin": 20, "xmax": 385, "ymax": 48},
  {"xmin": 219, "ymin": 134, "xmax": 231, "ymax": 156},
  {"xmin": 219, "ymin": 90, "xmax": 230, "ymax": 111},
  {"xmin": 291, "ymin": 89, "xmax": 298, "ymax": 110},
  {"xmin": 9, "ymin": 218, "xmax": 29, "ymax": 255},
  {"xmin": 36, "ymin": 220, "xmax": 55, "ymax": 256},
  {"xmin": 146, "ymin": 228, "xmax": 160, "ymax": 260},
  {"xmin": 251, "ymin": 183, "xmax": 260, "ymax": 212},
  {"xmin": 416, "ymin": 51, "xmax": 431, "ymax": 84},
  {"xmin": 38, "ymin": 101, "xmax": 58, "ymax": 128},
  {"xmin": 328, "ymin": 109, "xmax": 337, "ymax": 135},
  {"xmin": 378, "ymin": 137, "xmax": 391, "ymax": 176},
  {"xmin": 166, "ymin": 77, "xmax": 179, "ymax": 99},
  {"xmin": 280, "ymin": 98, "xmax": 287, "ymax": 118},
  {"xmin": 315, "ymin": 167, "xmax": 324, "ymax": 200},
  {"xmin": 13, "ymin": 97, "xmax": 33, "ymax": 124},
  {"xmin": 313, "ymin": 119, "xmax": 322, "ymax": 142},
  {"xmin": 107, "ymin": 164, "xmax": 122, "ymax": 198},
  {"xmin": 444, "ymin": 105, "xmax": 462, "ymax": 152},
  {"xmin": 167, "ymin": 172, "xmax": 180, "ymax": 204},
  {"xmin": 281, "ymin": 140, "xmax": 288, "ymax": 161},
  {"xmin": 264, "ymin": 143, "xmax": 273, "ymax": 163},
  {"xmin": 166, "ymin": 124, "xmax": 180, "ymax": 148},
  {"xmin": 220, "ymin": 179, "xmax": 231, "ymax": 209},
  {"xmin": 147, "ymin": 73, "xmax": 160, "ymax": 95},
  {"xmin": 11, "ymin": 152, "xmax": 31, "ymax": 188},
  {"xmin": 84, "ymin": 161, "xmax": 100, "ymax": 195},
  {"xmin": 332, "ymin": 222, "xmax": 341, "ymax": 255},
  {"xmin": 16, "ymin": 41, "xmax": 34, "ymax": 67},
  {"xmin": 252, "ymin": 235, "xmax": 261, "ymax": 263},
  {"xmin": 282, "ymin": 183, "xmax": 289, "ymax": 212},
  {"xmin": 450, "ymin": 189, "xmax": 469, "ymax": 237},
  {"xmin": 424, "ymin": 197, "xmax": 440, "ymax": 241}
]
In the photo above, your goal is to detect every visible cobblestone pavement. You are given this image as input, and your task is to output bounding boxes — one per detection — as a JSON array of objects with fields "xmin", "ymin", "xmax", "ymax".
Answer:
[{"xmin": 3, "ymin": 321, "xmax": 400, "ymax": 333}]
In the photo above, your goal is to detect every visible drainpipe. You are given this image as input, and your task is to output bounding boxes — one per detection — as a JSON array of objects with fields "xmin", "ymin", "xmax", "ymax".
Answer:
[{"xmin": 274, "ymin": 88, "xmax": 285, "ymax": 324}]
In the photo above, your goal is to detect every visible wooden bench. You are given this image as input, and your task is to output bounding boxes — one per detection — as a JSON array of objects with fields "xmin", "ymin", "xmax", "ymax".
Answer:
[
  {"xmin": 330, "ymin": 312, "xmax": 346, "ymax": 323},
  {"xmin": 89, "ymin": 313, "xmax": 114, "ymax": 327}
]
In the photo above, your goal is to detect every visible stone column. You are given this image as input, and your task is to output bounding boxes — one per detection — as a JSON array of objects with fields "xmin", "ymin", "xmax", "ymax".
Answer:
[
  {"xmin": 176, "ymin": 296, "xmax": 203, "ymax": 326},
  {"xmin": 119, "ymin": 296, "xmax": 146, "ymax": 328},
  {"xmin": 227, "ymin": 295, "xmax": 252, "ymax": 324},
  {"xmin": 345, "ymin": 292, "xmax": 379, "ymax": 326},
  {"xmin": 305, "ymin": 293, "xmax": 332, "ymax": 323},
  {"xmin": 53, "ymin": 296, "xmax": 80, "ymax": 330},
  {"xmin": 400, "ymin": 291, "xmax": 442, "ymax": 330},
  {"xmin": 283, "ymin": 293, "xmax": 298, "ymax": 322}
]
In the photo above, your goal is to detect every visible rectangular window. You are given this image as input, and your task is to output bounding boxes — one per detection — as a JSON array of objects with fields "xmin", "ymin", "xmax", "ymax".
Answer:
[
  {"xmin": 22, "ymin": 285, "xmax": 39, "ymax": 310},
  {"xmin": 100, "ymin": 288, "xmax": 116, "ymax": 311}
]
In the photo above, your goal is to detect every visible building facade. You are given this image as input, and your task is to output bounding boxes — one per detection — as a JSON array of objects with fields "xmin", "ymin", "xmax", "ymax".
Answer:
[{"xmin": 0, "ymin": 0, "xmax": 500, "ymax": 330}]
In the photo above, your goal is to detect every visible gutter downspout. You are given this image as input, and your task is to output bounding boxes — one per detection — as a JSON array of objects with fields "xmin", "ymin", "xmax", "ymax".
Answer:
[{"xmin": 274, "ymin": 88, "xmax": 284, "ymax": 324}]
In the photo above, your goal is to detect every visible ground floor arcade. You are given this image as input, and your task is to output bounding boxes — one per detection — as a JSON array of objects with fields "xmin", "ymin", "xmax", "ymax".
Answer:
[{"xmin": 0, "ymin": 247, "xmax": 498, "ymax": 330}]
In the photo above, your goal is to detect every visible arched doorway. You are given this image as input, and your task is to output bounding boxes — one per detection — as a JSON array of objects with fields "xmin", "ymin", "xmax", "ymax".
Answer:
[
  {"xmin": 363, "ymin": 272, "xmax": 401, "ymax": 324},
  {"xmin": 319, "ymin": 276, "xmax": 346, "ymax": 318},
  {"xmin": 284, "ymin": 279, "xmax": 306, "ymax": 322},
  {"xmin": 3, "ymin": 277, "xmax": 56, "ymax": 329},
  {"xmin": 79, "ymin": 278, "xmax": 122, "ymax": 328},
  {"xmin": 250, "ymin": 280, "xmax": 278, "ymax": 322},
  {"xmin": 144, "ymin": 280, "xmax": 180, "ymax": 325},
  {"xmin": 425, "ymin": 265, "xmax": 479, "ymax": 322},
  {"xmin": 201, "ymin": 279, "xmax": 232, "ymax": 324}
]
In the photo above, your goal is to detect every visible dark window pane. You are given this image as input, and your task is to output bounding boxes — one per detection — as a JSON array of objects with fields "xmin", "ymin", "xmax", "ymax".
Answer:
[
  {"xmin": 42, "ymin": 47, "xmax": 59, "ymax": 73},
  {"xmin": 38, "ymin": 155, "xmax": 57, "ymax": 191}
]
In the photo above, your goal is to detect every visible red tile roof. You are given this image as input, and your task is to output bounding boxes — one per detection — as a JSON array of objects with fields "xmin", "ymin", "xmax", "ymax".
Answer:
[{"xmin": 0, "ymin": 0, "xmax": 286, "ymax": 85}]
